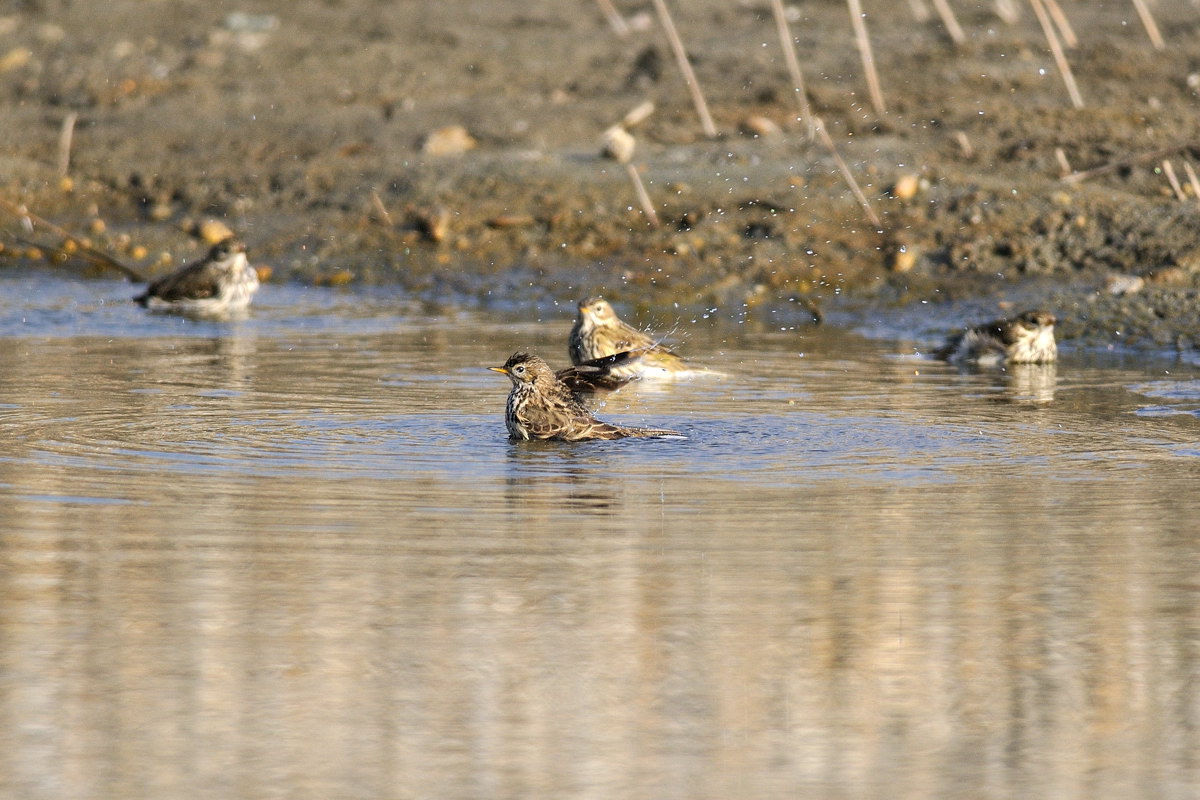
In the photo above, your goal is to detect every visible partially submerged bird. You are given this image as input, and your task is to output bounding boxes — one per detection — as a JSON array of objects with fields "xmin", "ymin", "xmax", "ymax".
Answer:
[
  {"xmin": 489, "ymin": 352, "xmax": 683, "ymax": 441},
  {"xmin": 569, "ymin": 296, "xmax": 689, "ymax": 377},
  {"xmin": 134, "ymin": 238, "xmax": 259, "ymax": 315},
  {"xmin": 934, "ymin": 310, "xmax": 1058, "ymax": 365}
]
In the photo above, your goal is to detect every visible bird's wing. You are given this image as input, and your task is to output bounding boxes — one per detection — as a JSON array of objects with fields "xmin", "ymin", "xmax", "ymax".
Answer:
[
  {"xmin": 987, "ymin": 319, "xmax": 1021, "ymax": 346},
  {"xmin": 610, "ymin": 323, "xmax": 687, "ymax": 368},
  {"xmin": 585, "ymin": 321, "xmax": 649, "ymax": 354},
  {"xmin": 142, "ymin": 261, "xmax": 224, "ymax": 302},
  {"xmin": 932, "ymin": 331, "xmax": 964, "ymax": 360},
  {"xmin": 561, "ymin": 419, "xmax": 631, "ymax": 441},
  {"xmin": 556, "ymin": 351, "xmax": 640, "ymax": 394},
  {"xmin": 514, "ymin": 389, "xmax": 577, "ymax": 439},
  {"xmin": 520, "ymin": 384, "xmax": 632, "ymax": 440}
]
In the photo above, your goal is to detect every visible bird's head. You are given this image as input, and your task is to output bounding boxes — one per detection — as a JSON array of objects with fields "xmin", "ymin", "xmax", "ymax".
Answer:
[
  {"xmin": 577, "ymin": 296, "xmax": 617, "ymax": 325},
  {"xmin": 489, "ymin": 352, "xmax": 552, "ymax": 385}
]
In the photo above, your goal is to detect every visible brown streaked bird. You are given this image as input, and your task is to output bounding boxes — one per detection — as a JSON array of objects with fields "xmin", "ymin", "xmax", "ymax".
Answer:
[
  {"xmin": 934, "ymin": 310, "xmax": 1058, "ymax": 365},
  {"xmin": 135, "ymin": 238, "xmax": 259, "ymax": 315},
  {"xmin": 489, "ymin": 352, "xmax": 683, "ymax": 441},
  {"xmin": 569, "ymin": 296, "xmax": 688, "ymax": 377}
]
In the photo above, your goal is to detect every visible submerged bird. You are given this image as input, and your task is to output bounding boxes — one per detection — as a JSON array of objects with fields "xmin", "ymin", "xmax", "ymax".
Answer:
[
  {"xmin": 934, "ymin": 310, "xmax": 1058, "ymax": 365},
  {"xmin": 489, "ymin": 352, "xmax": 683, "ymax": 441},
  {"xmin": 569, "ymin": 296, "xmax": 688, "ymax": 377},
  {"xmin": 134, "ymin": 238, "xmax": 259, "ymax": 315}
]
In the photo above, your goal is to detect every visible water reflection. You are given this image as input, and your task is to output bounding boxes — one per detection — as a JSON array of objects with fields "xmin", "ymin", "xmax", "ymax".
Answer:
[
  {"xmin": 945, "ymin": 361, "xmax": 1059, "ymax": 405},
  {"xmin": 0, "ymin": 288, "xmax": 1197, "ymax": 799}
]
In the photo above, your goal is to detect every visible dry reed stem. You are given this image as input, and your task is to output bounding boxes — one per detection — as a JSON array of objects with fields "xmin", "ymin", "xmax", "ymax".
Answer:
[
  {"xmin": 594, "ymin": 0, "xmax": 630, "ymax": 38},
  {"xmin": 768, "ymin": 0, "xmax": 815, "ymax": 140},
  {"xmin": 930, "ymin": 0, "xmax": 967, "ymax": 46},
  {"xmin": 649, "ymin": 0, "xmax": 717, "ymax": 138},
  {"xmin": 1130, "ymin": 0, "xmax": 1166, "ymax": 50},
  {"xmin": 1029, "ymin": 0, "xmax": 1084, "ymax": 109},
  {"xmin": 624, "ymin": 163, "xmax": 660, "ymax": 227},
  {"xmin": 621, "ymin": 101, "xmax": 656, "ymax": 129},
  {"xmin": 906, "ymin": 0, "xmax": 932, "ymax": 23},
  {"xmin": 846, "ymin": 0, "xmax": 886, "ymax": 116},
  {"xmin": 1061, "ymin": 142, "xmax": 1197, "ymax": 184},
  {"xmin": 813, "ymin": 116, "xmax": 883, "ymax": 230},
  {"xmin": 1042, "ymin": 0, "xmax": 1078, "ymax": 48},
  {"xmin": 1182, "ymin": 161, "xmax": 1200, "ymax": 206},
  {"xmin": 993, "ymin": 0, "xmax": 1020, "ymax": 25},
  {"xmin": 57, "ymin": 112, "xmax": 77, "ymax": 177},
  {"xmin": 1162, "ymin": 160, "xmax": 1187, "ymax": 202},
  {"xmin": 1054, "ymin": 147, "xmax": 1072, "ymax": 177}
]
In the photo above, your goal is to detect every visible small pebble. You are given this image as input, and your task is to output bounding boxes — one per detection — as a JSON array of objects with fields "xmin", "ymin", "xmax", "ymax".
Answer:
[
  {"xmin": 739, "ymin": 115, "xmax": 782, "ymax": 138},
  {"xmin": 422, "ymin": 125, "xmax": 476, "ymax": 157},
  {"xmin": 412, "ymin": 205, "xmax": 451, "ymax": 242},
  {"xmin": 198, "ymin": 218, "xmax": 234, "ymax": 244},
  {"xmin": 890, "ymin": 247, "xmax": 918, "ymax": 273},
  {"xmin": 892, "ymin": 174, "xmax": 921, "ymax": 200},
  {"xmin": 0, "ymin": 47, "xmax": 32, "ymax": 73}
]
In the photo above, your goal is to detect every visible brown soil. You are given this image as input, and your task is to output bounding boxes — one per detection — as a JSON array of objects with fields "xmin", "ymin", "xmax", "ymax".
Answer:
[{"xmin": 2, "ymin": 1, "xmax": 1199, "ymax": 339}]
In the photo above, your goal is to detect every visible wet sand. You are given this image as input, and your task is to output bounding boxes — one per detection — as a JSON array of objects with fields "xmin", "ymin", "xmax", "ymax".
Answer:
[{"xmin": 1, "ymin": 1, "xmax": 1198, "ymax": 343}]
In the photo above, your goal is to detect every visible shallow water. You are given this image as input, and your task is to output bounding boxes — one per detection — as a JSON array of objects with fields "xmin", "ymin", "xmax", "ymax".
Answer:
[{"xmin": 1, "ymin": 271, "xmax": 1198, "ymax": 800}]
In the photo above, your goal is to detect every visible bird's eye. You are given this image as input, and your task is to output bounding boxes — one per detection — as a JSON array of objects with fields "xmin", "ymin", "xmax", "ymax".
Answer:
[{"xmin": 514, "ymin": 366, "xmax": 525, "ymax": 374}]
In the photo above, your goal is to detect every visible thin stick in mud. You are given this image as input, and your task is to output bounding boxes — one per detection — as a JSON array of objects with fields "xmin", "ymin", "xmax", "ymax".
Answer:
[
  {"xmin": 625, "ymin": 163, "xmax": 660, "ymax": 227},
  {"xmin": 768, "ymin": 0, "xmax": 815, "ymax": 140},
  {"xmin": 650, "ymin": 0, "xmax": 717, "ymax": 138},
  {"xmin": 1061, "ymin": 142, "xmax": 1198, "ymax": 184},
  {"xmin": 1028, "ymin": 0, "xmax": 1084, "ymax": 109},
  {"xmin": 594, "ymin": 0, "xmax": 630, "ymax": 37},
  {"xmin": 1042, "ymin": 0, "xmax": 1078, "ymax": 48},
  {"xmin": 846, "ymin": 0, "xmax": 886, "ymax": 116},
  {"xmin": 930, "ymin": 0, "xmax": 966, "ymax": 46},
  {"xmin": 813, "ymin": 117, "xmax": 884, "ymax": 230},
  {"xmin": 770, "ymin": 0, "xmax": 881, "ymax": 229},
  {"xmin": 905, "ymin": 0, "xmax": 932, "ymax": 23},
  {"xmin": 1130, "ymin": 0, "xmax": 1165, "ymax": 50},
  {"xmin": 1182, "ymin": 161, "xmax": 1200, "ymax": 207},
  {"xmin": 1161, "ymin": 160, "xmax": 1186, "ymax": 202},
  {"xmin": 58, "ymin": 112, "xmax": 77, "ymax": 177}
]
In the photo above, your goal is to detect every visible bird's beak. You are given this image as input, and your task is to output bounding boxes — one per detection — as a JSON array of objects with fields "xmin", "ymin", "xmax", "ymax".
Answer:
[{"xmin": 488, "ymin": 366, "xmax": 509, "ymax": 375}]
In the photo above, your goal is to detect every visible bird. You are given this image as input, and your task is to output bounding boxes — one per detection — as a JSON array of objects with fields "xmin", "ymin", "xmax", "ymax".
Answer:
[
  {"xmin": 934, "ymin": 310, "xmax": 1058, "ymax": 365},
  {"xmin": 489, "ymin": 352, "xmax": 683, "ymax": 441},
  {"xmin": 134, "ymin": 238, "xmax": 260, "ymax": 315},
  {"xmin": 554, "ymin": 350, "xmax": 643, "ymax": 398},
  {"xmin": 568, "ymin": 296, "xmax": 688, "ymax": 377}
]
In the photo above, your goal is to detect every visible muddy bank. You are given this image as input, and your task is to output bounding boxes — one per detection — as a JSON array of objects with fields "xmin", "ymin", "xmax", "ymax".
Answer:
[{"xmin": 1, "ymin": 0, "xmax": 1198, "ymax": 344}]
